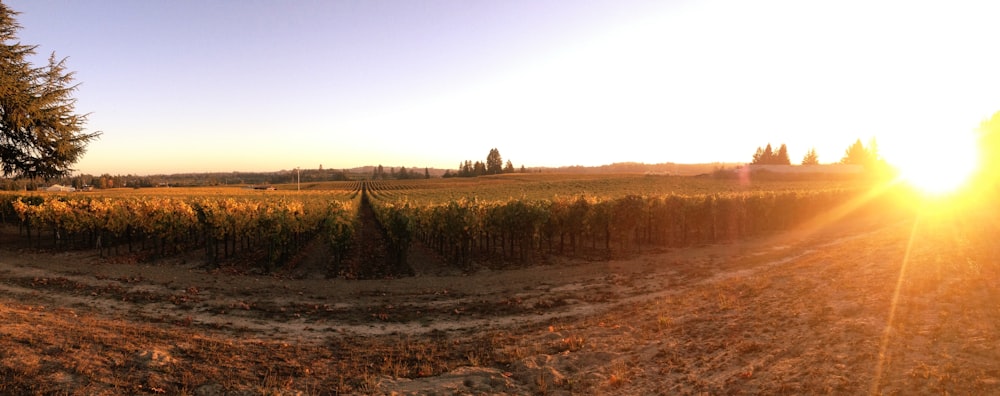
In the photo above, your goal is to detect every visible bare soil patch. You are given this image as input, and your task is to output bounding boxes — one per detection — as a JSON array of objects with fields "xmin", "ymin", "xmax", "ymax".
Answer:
[{"xmin": 1, "ymin": 215, "xmax": 998, "ymax": 394}]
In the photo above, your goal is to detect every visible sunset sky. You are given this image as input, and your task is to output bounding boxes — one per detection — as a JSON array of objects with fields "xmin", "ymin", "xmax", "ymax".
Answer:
[{"xmin": 7, "ymin": 0, "xmax": 1000, "ymax": 175}]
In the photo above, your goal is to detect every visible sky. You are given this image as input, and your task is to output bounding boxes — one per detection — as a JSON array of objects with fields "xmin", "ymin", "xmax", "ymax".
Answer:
[{"xmin": 6, "ymin": 0, "xmax": 1000, "ymax": 175}]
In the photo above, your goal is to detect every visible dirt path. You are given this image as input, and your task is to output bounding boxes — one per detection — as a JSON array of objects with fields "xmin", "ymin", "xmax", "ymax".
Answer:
[
  {"xmin": 4, "ymin": 215, "xmax": 996, "ymax": 394},
  {"xmin": 0, "ymin": 218, "xmax": 887, "ymax": 343}
]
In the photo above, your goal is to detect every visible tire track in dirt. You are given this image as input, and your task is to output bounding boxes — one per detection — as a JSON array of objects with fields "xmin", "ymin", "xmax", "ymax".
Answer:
[{"xmin": 0, "ymin": 219, "xmax": 894, "ymax": 344}]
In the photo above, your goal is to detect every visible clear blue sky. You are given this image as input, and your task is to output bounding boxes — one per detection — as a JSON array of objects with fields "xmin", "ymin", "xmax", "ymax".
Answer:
[{"xmin": 7, "ymin": 0, "xmax": 1000, "ymax": 175}]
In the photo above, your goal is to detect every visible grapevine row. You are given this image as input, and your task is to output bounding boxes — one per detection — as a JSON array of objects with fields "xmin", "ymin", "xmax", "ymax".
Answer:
[
  {"xmin": 367, "ymin": 187, "xmax": 881, "ymax": 269},
  {"xmin": 0, "ymin": 189, "xmax": 361, "ymax": 272},
  {"xmin": 0, "ymin": 178, "xmax": 892, "ymax": 275}
]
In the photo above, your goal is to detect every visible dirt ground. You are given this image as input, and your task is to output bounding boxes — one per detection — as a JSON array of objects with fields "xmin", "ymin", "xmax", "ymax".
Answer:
[{"xmin": 1, "ymin": 212, "xmax": 999, "ymax": 395}]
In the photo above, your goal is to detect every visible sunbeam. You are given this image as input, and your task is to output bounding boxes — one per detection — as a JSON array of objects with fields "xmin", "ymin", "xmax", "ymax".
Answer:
[{"xmin": 869, "ymin": 214, "xmax": 921, "ymax": 394}]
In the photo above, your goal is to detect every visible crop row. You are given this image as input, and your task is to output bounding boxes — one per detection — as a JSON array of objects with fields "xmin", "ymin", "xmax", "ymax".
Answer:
[
  {"xmin": 368, "ymin": 175, "xmax": 866, "ymax": 205},
  {"xmin": 0, "ymin": 179, "xmax": 893, "ymax": 274},
  {"xmin": 365, "ymin": 187, "xmax": 883, "ymax": 269},
  {"xmin": 0, "ymin": 190, "xmax": 361, "ymax": 271}
]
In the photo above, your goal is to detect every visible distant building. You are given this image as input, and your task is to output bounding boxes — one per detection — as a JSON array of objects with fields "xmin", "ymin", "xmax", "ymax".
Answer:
[{"xmin": 44, "ymin": 184, "xmax": 76, "ymax": 192}]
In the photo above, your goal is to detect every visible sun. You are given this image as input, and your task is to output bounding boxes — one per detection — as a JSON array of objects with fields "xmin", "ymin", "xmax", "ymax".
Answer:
[{"xmin": 888, "ymin": 130, "xmax": 980, "ymax": 195}]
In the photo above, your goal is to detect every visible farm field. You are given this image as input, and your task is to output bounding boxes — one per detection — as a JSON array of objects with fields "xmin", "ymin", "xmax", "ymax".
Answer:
[{"xmin": 0, "ymin": 174, "xmax": 998, "ymax": 394}]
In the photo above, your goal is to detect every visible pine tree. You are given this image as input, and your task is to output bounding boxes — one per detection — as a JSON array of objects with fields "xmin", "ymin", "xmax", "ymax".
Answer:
[
  {"xmin": 802, "ymin": 147, "xmax": 819, "ymax": 165},
  {"xmin": 762, "ymin": 144, "xmax": 774, "ymax": 164},
  {"xmin": 867, "ymin": 137, "xmax": 880, "ymax": 162},
  {"xmin": 503, "ymin": 160, "xmax": 514, "ymax": 173},
  {"xmin": 0, "ymin": 4, "xmax": 100, "ymax": 179},
  {"xmin": 840, "ymin": 139, "xmax": 869, "ymax": 165},
  {"xmin": 461, "ymin": 160, "xmax": 473, "ymax": 177},
  {"xmin": 752, "ymin": 147, "xmax": 764, "ymax": 164},
  {"xmin": 775, "ymin": 144, "xmax": 791, "ymax": 165}
]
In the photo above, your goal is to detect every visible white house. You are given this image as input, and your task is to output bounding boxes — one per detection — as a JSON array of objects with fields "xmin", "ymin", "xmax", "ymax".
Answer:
[{"xmin": 44, "ymin": 184, "xmax": 76, "ymax": 192}]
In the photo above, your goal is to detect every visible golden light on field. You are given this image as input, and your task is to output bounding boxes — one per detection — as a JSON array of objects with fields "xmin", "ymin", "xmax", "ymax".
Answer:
[{"xmin": 888, "ymin": 130, "xmax": 980, "ymax": 195}]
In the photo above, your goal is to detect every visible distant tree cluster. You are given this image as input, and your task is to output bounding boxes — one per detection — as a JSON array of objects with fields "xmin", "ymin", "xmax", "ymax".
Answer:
[
  {"xmin": 751, "ymin": 143, "xmax": 791, "ymax": 165},
  {"xmin": 298, "ymin": 167, "xmax": 351, "ymax": 182},
  {"xmin": 0, "ymin": 166, "xmax": 365, "ymax": 191},
  {"xmin": 372, "ymin": 165, "xmax": 431, "ymax": 180},
  {"xmin": 0, "ymin": 173, "xmax": 150, "ymax": 190},
  {"xmin": 748, "ymin": 139, "xmax": 888, "ymax": 171},
  {"xmin": 801, "ymin": 148, "xmax": 820, "ymax": 165},
  {"xmin": 486, "ymin": 148, "xmax": 503, "ymax": 175},
  {"xmin": 445, "ymin": 148, "xmax": 522, "ymax": 178},
  {"xmin": 839, "ymin": 138, "xmax": 882, "ymax": 169}
]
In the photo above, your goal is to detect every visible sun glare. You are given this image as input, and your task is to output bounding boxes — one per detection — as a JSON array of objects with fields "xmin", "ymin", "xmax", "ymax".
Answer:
[{"xmin": 890, "ymin": 131, "xmax": 980, "ymax": 195}]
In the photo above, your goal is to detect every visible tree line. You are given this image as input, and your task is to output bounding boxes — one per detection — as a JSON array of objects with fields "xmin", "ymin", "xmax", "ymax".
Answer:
[
  {"xmin": 751, "ymin": 143, "xmax": 792, "ymax": 165},
  {"xmin": 444, "ymin": 148, "xmax": 525, "ymax": 178},
  {"xmin": 0, "ymin": 167, "xmax": 359, "ymax": 191},
  {"xmin": 750, "ymin": 139, "xmax": 882, "ymax": 169},
  {"xmin": 371, "ymin": 165, "xmax": 431, "ymax": 180}
]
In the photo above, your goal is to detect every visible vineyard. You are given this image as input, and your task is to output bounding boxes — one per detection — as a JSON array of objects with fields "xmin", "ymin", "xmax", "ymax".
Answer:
[
  {"xmin": 1, "ymin": 185, "xmax": 361, "ymax": 273},
  {"xmin": 0, "ymin": 174, "xmax": 892, "ymax": 277},
  {"xmin": 3, "ymin": 173, "xmax": 998, "ymax": 394},
  {"xmin": 365, "ymin": 176, "xmax": 887, "ymax": 269}
]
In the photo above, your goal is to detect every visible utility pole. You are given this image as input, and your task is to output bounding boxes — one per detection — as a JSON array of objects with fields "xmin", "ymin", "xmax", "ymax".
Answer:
[{"xmin": 296, "ymin": 167, "xmax": 300, "ymax": 191}]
